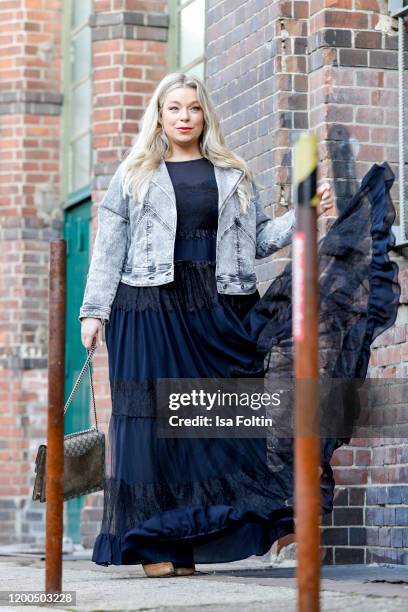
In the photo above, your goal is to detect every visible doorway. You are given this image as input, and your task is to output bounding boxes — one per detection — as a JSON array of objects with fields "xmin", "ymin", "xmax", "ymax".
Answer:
[{"xmin": 64, "ymin": 199, "xmax": 92, "ymax": 543}]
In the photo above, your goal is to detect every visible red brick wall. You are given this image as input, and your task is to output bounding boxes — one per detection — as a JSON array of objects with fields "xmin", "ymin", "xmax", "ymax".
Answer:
[{"xmin": 0, "ymin": 0, "xmax": 63, "ymax": 545}]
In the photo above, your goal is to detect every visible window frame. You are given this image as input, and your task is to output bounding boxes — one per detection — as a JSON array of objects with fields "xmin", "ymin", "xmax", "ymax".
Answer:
[
  {"xmin": 167, "ymin": 0, "xmax": 207, "ymax": 79},
  {"xmin": 62, "ymin": 0, "xmax": 93, "ymax": 208}
]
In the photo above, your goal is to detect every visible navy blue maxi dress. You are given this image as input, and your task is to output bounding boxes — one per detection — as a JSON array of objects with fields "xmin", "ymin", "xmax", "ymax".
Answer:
[{"xmin": 92, "ymin": 157, "xmax": 400, "ymax": 567}]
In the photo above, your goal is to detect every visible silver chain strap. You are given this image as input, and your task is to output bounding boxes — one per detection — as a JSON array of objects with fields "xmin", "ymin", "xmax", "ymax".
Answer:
[{"xmin": 63, "ymin": 337, "xmax": 98, "ymax": 430}]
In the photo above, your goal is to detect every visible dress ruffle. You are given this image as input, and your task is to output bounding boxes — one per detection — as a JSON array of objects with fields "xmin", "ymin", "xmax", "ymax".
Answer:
[
  {"xmin": 92, "ymin": 504, "xmax": 294, "ymax": 565},
  {"xmin": 254, "ymin": 162, "xmax": 400, "ymax": 379},
  {"xmin": 98, "ymin": 452, "xmax": 294, "ymax": 531},
  {"xmin": 248, "ymin": 162, "xmax": 401, "ymax": 515},
  {"xmin": 112, "ymin": 261, "xmax": 219, "ymax": 313}
]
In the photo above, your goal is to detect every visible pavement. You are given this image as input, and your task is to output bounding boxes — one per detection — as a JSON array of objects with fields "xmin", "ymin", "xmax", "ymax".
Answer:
[{"xmin": 0, "ymin": 547, "xmax": 407, "ymax": 611}]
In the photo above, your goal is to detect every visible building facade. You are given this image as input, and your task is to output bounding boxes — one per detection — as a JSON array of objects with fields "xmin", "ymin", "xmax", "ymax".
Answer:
[{"xmin": 0, "ymin": 0, "xmax": 407, "ymax": 564}]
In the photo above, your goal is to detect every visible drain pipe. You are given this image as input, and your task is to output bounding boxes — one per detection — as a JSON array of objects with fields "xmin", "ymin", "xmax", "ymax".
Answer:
[{"xmin": 389, "ymin": 1, "xmax": 408, "ymax": 246}]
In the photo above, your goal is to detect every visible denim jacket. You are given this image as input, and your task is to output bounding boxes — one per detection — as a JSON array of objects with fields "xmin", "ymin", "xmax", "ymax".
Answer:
[{"xmin": 79, "ymin": 159, "xmax": 296, "ymax": 323}]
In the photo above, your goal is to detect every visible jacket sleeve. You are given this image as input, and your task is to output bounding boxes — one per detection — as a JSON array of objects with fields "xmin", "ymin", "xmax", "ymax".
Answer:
[
  {"xmin": 78, "ymin": 164, "xmax": 129, "ymax": 323},
  {"xmin": 252, "ymin": 180, "xmax": 296, "ymax": 259}
]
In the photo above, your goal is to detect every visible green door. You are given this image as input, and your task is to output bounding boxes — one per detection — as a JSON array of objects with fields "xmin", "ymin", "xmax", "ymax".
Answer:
[{"xmin": 64, "ymin": 199, "xmax": 92, "ymax": 543}]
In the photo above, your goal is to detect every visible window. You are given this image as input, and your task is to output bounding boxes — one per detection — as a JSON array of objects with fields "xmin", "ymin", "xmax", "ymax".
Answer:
[
  {"xmin": 168, "ymin": 0, "xmax": 206, "ymax": 80},
  {"xmin": 62, "ymin": 0, "xmax": 93, "ymax": 199}
]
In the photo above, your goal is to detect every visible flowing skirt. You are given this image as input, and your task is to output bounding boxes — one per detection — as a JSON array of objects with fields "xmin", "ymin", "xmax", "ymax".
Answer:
[{"xmin": 92, "ymin": 162, "xmax": 400, "ymax": 566}]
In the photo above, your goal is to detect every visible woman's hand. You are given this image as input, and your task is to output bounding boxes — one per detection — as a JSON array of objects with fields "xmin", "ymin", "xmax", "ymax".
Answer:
[
  {"xmin": 316, "ymin": 181, "xmax": 335, "ymax": 217},
  {"xmin": 81, "ymin": 317, "xmax": 104, "ymax": 350}
]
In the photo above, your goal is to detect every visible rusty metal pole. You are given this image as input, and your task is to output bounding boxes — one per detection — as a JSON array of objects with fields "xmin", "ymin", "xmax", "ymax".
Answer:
[
  {"xmin": 45, "ymin": 240, "xmax": 66, "ymax": 592},
  {"xmin": 293, "ymin": 132, "xmax": 321, "ymax": 612}
]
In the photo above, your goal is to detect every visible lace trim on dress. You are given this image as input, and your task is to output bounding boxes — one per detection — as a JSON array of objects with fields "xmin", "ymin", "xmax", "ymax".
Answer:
[
  {"xmin": 99, "ymin": 469, "xmax": 293, "ymax": 537},
  {"xmin": 97, "ymin": 449, "xmax": 334, "ymax": 538},
  {"xmin": 113, "ymin": 262, "xmax": 221, "ymax": 313},
  {"xmin": 176, "ymin": 227, "xmax": 217, "ymax": 239},
  {"xmin": 111, "ymin": 378, "xmax": 157, "ymax": 417}
]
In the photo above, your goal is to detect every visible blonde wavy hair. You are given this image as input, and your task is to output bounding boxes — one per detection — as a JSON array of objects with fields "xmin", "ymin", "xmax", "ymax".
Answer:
[{"xmin": 120, "ymin": 72, "xmax": 256, "ymax": 215}]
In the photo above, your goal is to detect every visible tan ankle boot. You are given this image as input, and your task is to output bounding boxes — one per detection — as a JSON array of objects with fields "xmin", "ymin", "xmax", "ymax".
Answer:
[{"xmin": 142, "ymin": 561, "xmax": 175, "ymax": 577}]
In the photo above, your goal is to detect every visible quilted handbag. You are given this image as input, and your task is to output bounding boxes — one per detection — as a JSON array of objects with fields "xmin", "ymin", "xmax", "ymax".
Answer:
[{"xmin": 32, "ymin": 337, "xmax": 105, "ymax": 502}]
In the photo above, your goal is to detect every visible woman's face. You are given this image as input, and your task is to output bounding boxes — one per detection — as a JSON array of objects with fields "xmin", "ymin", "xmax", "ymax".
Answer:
[{"xmin": 160, "ymin": 87, "xmax": 204, "ymax": 149}]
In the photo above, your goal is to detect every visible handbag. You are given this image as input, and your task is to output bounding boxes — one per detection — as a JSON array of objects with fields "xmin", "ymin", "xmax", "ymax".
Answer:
[{"xmin": 32, "ymin": 337, "xmax": 105, "ymax": 502}]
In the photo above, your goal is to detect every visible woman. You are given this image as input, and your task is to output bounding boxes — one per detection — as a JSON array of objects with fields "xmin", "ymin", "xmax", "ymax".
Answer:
[{"xmin": 79, "ymin": 73, "xmax": 399, "ymax": 577}]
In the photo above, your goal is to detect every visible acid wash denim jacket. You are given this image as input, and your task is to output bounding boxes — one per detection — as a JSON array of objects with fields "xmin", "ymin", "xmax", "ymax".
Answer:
[{"xmin": 79, "ymin": 159, "xmax": 296, "ymax": 323}]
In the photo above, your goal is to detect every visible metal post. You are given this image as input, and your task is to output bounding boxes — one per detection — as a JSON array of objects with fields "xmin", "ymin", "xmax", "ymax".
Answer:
[
  {"xmin": 45, "ymin": 240, "xmax": 66, "ymax": 592},
  {"xmin": 293, "ymin": 132, "xmax": 321, "ymax": 612}
]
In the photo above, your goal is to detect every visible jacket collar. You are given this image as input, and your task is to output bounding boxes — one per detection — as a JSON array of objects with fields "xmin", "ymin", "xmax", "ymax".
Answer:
[{"xmin": 150, "ymin": 158, "xmax": 244, "ymax": 215}]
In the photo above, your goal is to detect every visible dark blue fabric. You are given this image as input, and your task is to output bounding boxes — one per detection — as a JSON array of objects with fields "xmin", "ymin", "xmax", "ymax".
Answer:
[
  {"xmin": 174, "ymin": 235, "xmax": 216, "ymax": 261},
  {"xmin": 92, "ymin": 161, "xmax": 400, "ymax": 567},
  {"xmin": 165, "ymin": 157, "xmax": 219, "ymax": 236}
]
